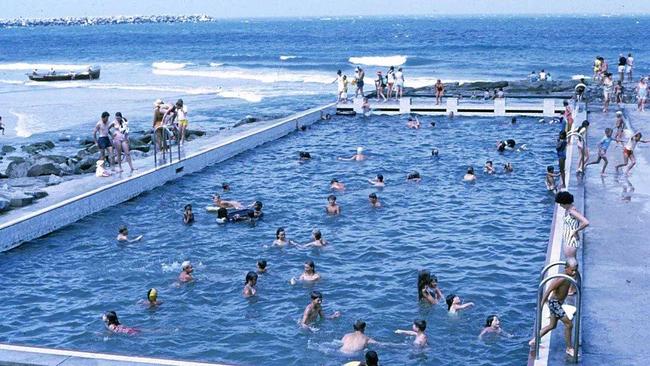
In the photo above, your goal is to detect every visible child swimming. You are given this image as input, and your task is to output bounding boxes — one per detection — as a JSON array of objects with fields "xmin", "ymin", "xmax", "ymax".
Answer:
[
  {"xmin": 484, "ymin": 160, "xmax": 495, "ymax": 174},
  {"xmin": 395, "ymin": 320, "xmax": 428, "ymax": 346},
  {"xmin": 479, "ymin": 315, "xmax": 511, "ymax": 338},
  {"xmin": 446, "ymin": 294, "xmax": 474, "ymax": 314},
  {"xmin": 325, "ymin": 195, "xmax": 341, "ymax": 215},
  {"xmin": 463, "ymin": 167, "xmax": 476, "ymax": 182},
  {"xmin": 243, "ymin": 271, "xmax": 258, "ymax": 297},
  {"xmin": 102, "ymin": 311, "xmax": 139, "ymax": 335}
]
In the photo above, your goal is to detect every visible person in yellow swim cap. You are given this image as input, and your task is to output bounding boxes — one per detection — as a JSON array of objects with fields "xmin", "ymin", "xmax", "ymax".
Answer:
[{"xmin": 147, "ymin": 288, "xmax": 162, "ymax": 307}]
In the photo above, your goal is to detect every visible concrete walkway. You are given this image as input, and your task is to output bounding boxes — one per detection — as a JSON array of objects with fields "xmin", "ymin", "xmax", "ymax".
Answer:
[{"xmin": 579, "ymin": 106, "xmax": 650, "ymax": 365}]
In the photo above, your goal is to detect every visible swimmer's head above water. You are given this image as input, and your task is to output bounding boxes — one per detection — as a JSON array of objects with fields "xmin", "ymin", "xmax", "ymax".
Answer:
[
  {"xmin": 217, "ymin": 207, "xmax": 228, "ymax": 223},
  {"xmin": 353, "ymin": 320, "xmax": 367, "ymax": 332},
  {"xmin": 356, "ymin": 146, "xmax": 364, "ymax": 155},
  {"xmin": 467, "ymin": 167, "xmax": 475, "ymax": 175},
  {"xmin": 432, "ymin": 148, "xmax": 439, "ymax": 156},
  {"xmin": 407, "ymin": 171, "xmax": 421, "ymax": 180},
  {"xmin": 327, "ymin": 194, "xmax": 337, "ymax": 203},
  {"xmin": 446, "ymin": 294, "xmax": 458, "ymax": 310},
  {"xmin": 376, "ymin": 174, "xmax": 384, "ymax": 182},
  {"xmin": 257, "ymin": 260, "xmax": 267, "ymax": 272},
  {"xmin": 485, "ymin": 314, "xmax": 500, "ymax": 328},
  {"xmin": 103, "ymin": 311, "xmax": 120, "ymax": 326},
  {"xmin": 221, "ymin": 182, "xmax": 230, "ymax": 191},
  {"xmin": 304, "ymin": 260, "xmax": 316, "ymax": 273},
  {"xmin": 414, "ymin": 319, "xmax": 427, "ymax": 332},
  {"xmin": 547, "ymin": 165, "xmax": 555, "ymax": 173},
  {"xmin": 181, "ymin": 261, "xmax": 193, "ymax": 273},
  {"xmin": 312, "ymin": 229, "xmax": 322, "ymax": 240},
  {"xmin": 245, "ymin": 271, "xmax": 258, "ymax": 285},
  {"xmin": 147, "ymin": 288, "xmax": 158, "ymax": 303},
  {"xmin": 299, "ymin": 151, "xmax": 312, "ymax": 160},
  {"xmin": 118, "ymin": 226, "xmax": 128, "ymax": 235},
  {"xmin": 311, "ymin": 290, "xmax": 323, "ymax": 304},
  {"xmin": 276, "ymin": 227, "xmax": 285, "ymax": 240}
]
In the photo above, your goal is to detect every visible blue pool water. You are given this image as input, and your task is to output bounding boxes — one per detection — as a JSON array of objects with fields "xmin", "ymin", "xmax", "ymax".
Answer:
[{"xmin": 0, "ymin": 115, "xmax": 557, "ymax": 365}]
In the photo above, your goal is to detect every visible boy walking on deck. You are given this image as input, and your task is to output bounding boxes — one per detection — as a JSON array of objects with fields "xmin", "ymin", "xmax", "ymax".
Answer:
[{"xmin": 93, "ymin": 111, "xmax": 114, "ymax": 169}]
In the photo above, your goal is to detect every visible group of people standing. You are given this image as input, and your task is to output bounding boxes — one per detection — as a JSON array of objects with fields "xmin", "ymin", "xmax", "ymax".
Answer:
[{"xmin": 333, "ymin": 65, "xmax": 406, "ymax": 103}]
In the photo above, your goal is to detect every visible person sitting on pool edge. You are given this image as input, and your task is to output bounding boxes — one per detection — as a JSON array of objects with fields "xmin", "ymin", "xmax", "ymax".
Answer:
[
  {"xmin": 340, "ymin": 320, "xmax": 378, "ymax": 354},
  {"xmin": 338, "ymin": 146, "xmax": 366, "ymax": 161},
  {"xmin": 395, "ymin": 319, "xmax": 428, "ymax": 346},
  {"xmin": 146, "ymin": 288, "xmax": 162, "ymax": 307},
  {"xmin": 300, "ymin": 291, "xmax": 340, "ymax": 327},
  {"xmin": 368, "ymin": 193, "xmax": 381, "ymax": 208},
  {"xmin": 446, "ymin": 294, "xmax": 474, "ymax": 314},
  {"xmin": 326, "ymin": 195, "xmax": 341, "ymax": 215},
  {"xmin": 463, "ymin": 167, "xmax": 477, "ymax": 182},
  {"xmin": 179, "ymin": 261, "xmax": 193, "ymax": 282},
  {"xmin": 102, "ymin": 311, "xmax": 139, "ymax": 335},
  {"xmin": 407, "ymin": 171, "xmax": 421, "ymax": 182},
  {"xmin": 368, "ymin": 174, "xmax": 385, "ymax": 187},
  {"xmin": 330, "ymin": 178, "xmax": 345, "ymax": 190},
  {"xmin": 183, "ymin": 204, "xmax": 194, "ymax": 224},
  {"xmin": 243, "ymin": 271, "xmax": 257, "ymax": 297},
  {"xmin": 116, "ymin": 226, "xmax": 142, "ymax": 243}
]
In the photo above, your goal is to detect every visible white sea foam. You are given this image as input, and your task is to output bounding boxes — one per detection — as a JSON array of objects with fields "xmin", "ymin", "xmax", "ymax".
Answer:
[
  {"xmin": 152, "ymin": 62, "xmax": 188, "ymax": 70},
  {"xmin": 218, "ymin": 90, "xmax": 263, "ymax": 103},
  {"xmin": 209, "ymin": 62, "xmax": 224, "ymax": 67},
  {"xmin": 152, "ymin": 67, "xmax": 333, "ymax": 84},
  {"xmin": 22, "ymin": 80, "xmax": 222, "ymax": 95},
  {"xmin": 0, "ymin": 79, "xmax": 24, "ymax": 85},
  {"xmin": 280, "ymin": 55, "xmax": 298, "ymax": 61},
  {"xmin": 9, "ymin": 110, "xmax": 36, "ymax": 137},
  {"xmin": 0, "ymin": 62, "xmax": 90, "ymax": 71},
  {"xmin": 348, "ymin": 55, "xmax": 407, "ymax": 67}
]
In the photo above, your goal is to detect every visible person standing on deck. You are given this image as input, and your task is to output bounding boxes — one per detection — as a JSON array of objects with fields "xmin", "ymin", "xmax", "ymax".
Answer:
[
  {"xmin": 394, "ymin": 67, "xmax": 405, "ymax": 99},
  {"xmin": 615, "ymin": 132, "xmax": 649, "ymax": 175},
  {"xmin": 602, "ymin": 73, "xmax": 613, "ymax": 112},
  {"xmin": 354, "ymin": 67, "xmax": 365, "ymax": 97},
  {"xmin": 617, "ymin": 54, "xmax": 627, "ymax": 82},
  {"xmin": 574, "ymin": 78, "xmax": 586, "ymax": 102},
  {"xmin": 434, "ymin": 79, "xmax": 445, "ymax": 105},
  {"xmin": 555, "ymin": 192, "xmax": 589, "ymax": 262},
  {"xmin": 556, "ymin": 130, "xmax": 567, "ymax": 189},
  {"xmin": 626, "ymin": 53, "xmax": 634, "ymax": 81},
  {"xmin": 636, "ymin": 77, "xmax": 647, "ymax": 112},
  {"xmin": 93, "ymin": 111, "xmax": 114, "ymax": 169},
  {"xmin": 386, "ymin": 66, "xmax": 395, "ymax": 100},
  {"xmin": 332, "ymin": 70, "xmax": 343, "ymax": 101},
  {"xmin": 152, "ymin": 99, "xmax": 167, "ymax": 151},
  {"xmin": 175, "ymin": 99, "xmax": 189, "ymax": 146},
  {"xmin": 0, "ymin": 115, "xmax": 4, "ymax": 135},
  {"xmin": 563, "ymin": 100, "xmax": 574, "ymax": 132},
  {"xmin": 109, "ymin": 112, "xmax": 134, "ymax": 173},
  {"xmin": 374, "ymin": 71, "xmax": 387, "ymax": 102}
]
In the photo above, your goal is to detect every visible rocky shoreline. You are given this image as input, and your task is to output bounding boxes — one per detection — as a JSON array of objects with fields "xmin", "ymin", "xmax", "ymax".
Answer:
[
  {"xmin": 0, "ymin": 15, "xmax": 214, "ymax": 28},
  {"xmin": 0, "ymin": 129, "xmax": 205, "ymax": 213}
]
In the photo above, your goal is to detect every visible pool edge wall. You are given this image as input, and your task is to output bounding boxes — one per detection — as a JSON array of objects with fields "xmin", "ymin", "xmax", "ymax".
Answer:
[{"xmin": 0, "ymin": 103, "xmax": 335, "ymax": 253}]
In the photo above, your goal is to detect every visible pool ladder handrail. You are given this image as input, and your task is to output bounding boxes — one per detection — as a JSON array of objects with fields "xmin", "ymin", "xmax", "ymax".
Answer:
[
  {"xmin": 153, "ymin": 125, "xmax": 181, "ymax": 167},
  {"xmin": 534, "ymin": 263, "xmax": 582, "ymax": 364}
]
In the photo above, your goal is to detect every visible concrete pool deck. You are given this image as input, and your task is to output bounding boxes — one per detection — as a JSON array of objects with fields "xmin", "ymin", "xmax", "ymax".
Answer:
[
  {"xmin": 0, "ymin": 103, "xmax": 335, "ymax": 251},
  {"xmin": 577, "ymin": 106, "xmax": 650, "ymax": 365}
]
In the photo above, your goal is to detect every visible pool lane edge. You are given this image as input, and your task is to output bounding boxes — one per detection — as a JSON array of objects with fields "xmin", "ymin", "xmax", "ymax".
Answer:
[
  {"xmin": 0, "ymin": 103, "xmax": 335, "ymax": 252},
  {"xmin": 0, "ymin": 343, "xmax": 232, "ymax": 366}
]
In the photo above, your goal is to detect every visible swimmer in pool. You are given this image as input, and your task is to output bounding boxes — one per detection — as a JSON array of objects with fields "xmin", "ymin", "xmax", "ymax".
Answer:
[
  {"xmin": 418, "ymin": 272, "xmax": 444, "ymax": 305},
  {"xmin": 395, "ymin": 320, "xmax": 428, "ymax": 347},
  {"xmin": 257, "ymin": 260, "xmax": 267, "ymax": 273},
  {"xmin": 330, "ymin": 178, "xmax": 345, "ymax": 190},
  {"xmin": 102, "ymin": 311, "xmax": 139, "ymax": 335},
  {"xmin": 300, "ymin": 291, "xmax": 341, "ymax": 327},
  {"xmin": 431, "ymin": 148, "xmax": 439, "ymax": 157},
  {"xmin": 484, "ymin": 160, "xmax": 495, "ymax": 174},
  {"xmin": 146, "ymin": 288, "xmax": 162, "ymax": 307},
  {"xmin": 496, "ymin": 139, "xmax": 517, "ymax": 152},
  {"xmin": 299, "ymin": 151, "xmax": 312, "ymax": 160},
  {"xmin": 406, "ymin": 116, "xmax": 421, "ymax": 129},
  {"xmin": 545, "ymin": 166, "xmax": 560, "ymax": 192},
  {"xmin": 503, "ymin": 162, "xmax": 513, "ymax": 173},
  {"xmin": 116, "ymin": 226, "xmax": 142, "ymax": 243},
  {"xmin": 273, "ymin": 227, "xmax": 298, "ymax": 247},
  {"xmin": 407, "ymin": 171, "xmax": 421, "ymax": 182},
  {"xmin": 446, "ymin": 294, "xmax": 474, "ymax": 314},
  {"xmin": 222, "ymin": 182, "xmax": 230, "ymax": 191},
  {"xmin": 212, "ymin": 194, "xmax": 244, "ymax": 209},
  {"xmin": 368, "ymin": 174, "xmax": 385, "ymax": 187},
  {"xmin": 183, "ymin": 204, "xmax": 194, "ymax": 224},
  {"xmin": 479, "ymin": 315, "xmax": 511, "ymax": 339},
  {"xmin": 179, "ymin": 261, "xmax": 194, "ymax": 282},
  {"xmin": 338, "ymin": 147, "xmax": 366, "ymax": 161},
  {"xmin": 217, "ymin": 201, "xmax": 264, "ymax": 223},
  {"xmin": 243, "ymin": 271, "xmax": 258, "ymax": 297},
  {"xmin": 326, "ymin": 195, "xmax": 341, "ymax": 215},
  {"xmin": 291, "ymin": 260, "xmax": 321, "ymax": 284},
  {"xmin": 340, "ymin": 320, "xmax": 378, "ymax": 354},
  {"xmin": 463, "ymin": 167, "xmax": 477, "ymax": 182},
  {"xmin": 368, "ymin": 193, "xmax": 381, "ymax": 208},
  {"xmin": 302, "ymin": 229, "xmax": 327, "ymax": 248}
]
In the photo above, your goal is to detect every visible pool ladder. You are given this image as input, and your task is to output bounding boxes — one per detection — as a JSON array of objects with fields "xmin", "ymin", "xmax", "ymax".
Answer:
[
  {"xmin": 153, "ymin": 125, "xmax": 181, "ymax": 167},
  {"xmin": 533, "ymin": 261, "xmax": 582, "ymax": 363}
]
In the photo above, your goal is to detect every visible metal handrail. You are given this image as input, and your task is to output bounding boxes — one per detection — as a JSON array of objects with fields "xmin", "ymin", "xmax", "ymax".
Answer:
[
  {"xmin": 540, "ymin": 261, "xmax": 582, "ymax": 287},
  {"xmin": 153, "ymin": 125, "xmax": 178, "ymax": 167},
  {"xmin": 534, "ymin": 273, "xmax": 582, "ymax": 363}
]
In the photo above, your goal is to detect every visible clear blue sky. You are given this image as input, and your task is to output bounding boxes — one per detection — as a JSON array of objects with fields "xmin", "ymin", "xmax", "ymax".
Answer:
[{"xmin": 2, "ymin": 0, "xmax": 648, "ymax": 19}]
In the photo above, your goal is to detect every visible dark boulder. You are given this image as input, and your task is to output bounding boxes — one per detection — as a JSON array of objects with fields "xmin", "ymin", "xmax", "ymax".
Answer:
[
  {"xmin": 27, "ymin": 163, "xmax": 63, "ymax": 177},
  {"xmin": 21, "ymin": 141, "xmax": 55, "ymax": 154}
]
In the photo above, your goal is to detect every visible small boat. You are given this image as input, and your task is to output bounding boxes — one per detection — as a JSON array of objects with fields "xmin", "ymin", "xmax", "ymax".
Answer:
[{"xmin": 28, "ymin": 66, "xmax": 101, "ymax": 82}]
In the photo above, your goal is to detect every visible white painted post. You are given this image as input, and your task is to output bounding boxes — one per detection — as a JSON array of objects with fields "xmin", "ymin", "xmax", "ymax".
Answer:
[
  {"xmin": 543, "ymin": 99, "xmax": 555, "ymax": 117},
  {"xmin": 494, "ymin": 98, "xmax": 506, "ymax": 116},
  {"xmin": 447, "ymin": 98, "xmax": 458, "ymax": 115},
  {"xmin": 353, "ymin": 97, "xmax": 363, "ymax": 113},
  {"xmin": 399, "ymin": 98, "xmax": 411, "ymax": 114}
]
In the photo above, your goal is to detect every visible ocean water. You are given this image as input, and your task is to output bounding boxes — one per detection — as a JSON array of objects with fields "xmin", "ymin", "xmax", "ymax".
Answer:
[
  {"xmin": 0, "ymin": 114, "xmax": 558, "ymax": 365},
  {"xmin": 0, "ymin": 16, "xmax": 649, "ymax": 141}
]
